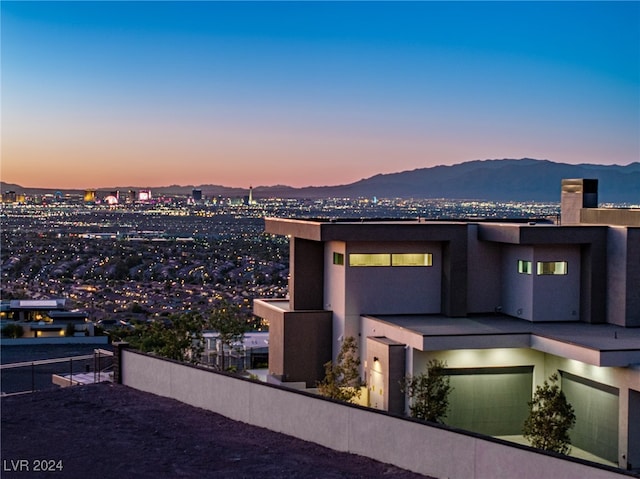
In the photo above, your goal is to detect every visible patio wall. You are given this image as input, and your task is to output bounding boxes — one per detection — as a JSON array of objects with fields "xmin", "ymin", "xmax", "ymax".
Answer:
[{"xmin": 119, "ymin": 347, "xmax": 633, "ymax": 479}]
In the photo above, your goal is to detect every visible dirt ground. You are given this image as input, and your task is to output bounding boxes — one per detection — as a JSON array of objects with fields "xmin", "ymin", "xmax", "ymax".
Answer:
[{"xmin": 1, "ymin": 382, "xmax": 430, "ymax": 478}]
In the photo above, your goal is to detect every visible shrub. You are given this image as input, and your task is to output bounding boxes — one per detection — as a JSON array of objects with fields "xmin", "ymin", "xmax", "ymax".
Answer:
[
  {"xmin": 402, "ymin": 359, "xmax": 452, "ymax": 423},
  {"xmin": 523, "ymin": 373, "xmax": 576, "ymax": 455},
  {"xmin": 318, "ymin": 336, "xmax": 364, "ymax": 402},
  {"xmin": 2, "ymin": 323, "xmax": 24, "ymax": 338}
]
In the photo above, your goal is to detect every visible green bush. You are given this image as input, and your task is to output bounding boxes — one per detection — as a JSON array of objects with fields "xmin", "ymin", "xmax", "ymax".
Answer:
[
  {"xmin": 318, "ymin": 336, "xmax": 364, "ymax": 402},
  {"xmin": 402, "ymin": 359, "xmax": 453, "ymax": 424},
  {"xmin": 523, "ymin": 373, "xmax": 576, "ymax": 455},
  {"xmin": 2, "ymin": 323, "xmax": 24, "ymax": 338}
]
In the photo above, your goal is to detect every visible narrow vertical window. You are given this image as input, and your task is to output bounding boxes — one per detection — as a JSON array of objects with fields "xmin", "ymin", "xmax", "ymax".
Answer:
[
  {"xmin": 517, "ymin": 260, "xmax": 532, "ymax": 274},
  {"xmin": 536, "ymin": 261, "xmax": 568, "ymax": 275},
  {"xmin": 333, "ymin": 252, "xmax": 344, "ymax": 265}
]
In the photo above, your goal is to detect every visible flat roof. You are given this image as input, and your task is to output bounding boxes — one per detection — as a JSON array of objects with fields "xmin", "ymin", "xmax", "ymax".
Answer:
[
  {"xmin": 264, "ymin": 217, "xmax": 469, "ymax": 242},
  {"xmin": 9, "ymin": 299, "xmax": 66, "ymax": 310},
  {"xmin": 48, "ymin": 311, "xmax": 88, "ymax": 320},
  {"xmin": 363, "ymin": 314, "xmax": 640, "ymax": 367},
  {"xmin": 255, "ymin": 299, "xmax": 291, "ymax": 312},
  {"xmin": 263, "ymin": 217, "xmax": 614, "ymax": 245}
]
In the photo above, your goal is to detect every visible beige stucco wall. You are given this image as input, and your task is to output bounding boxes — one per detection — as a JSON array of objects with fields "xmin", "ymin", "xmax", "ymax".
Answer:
[
  {"xmin": 467, "ymin": 225, "xmax": 502, "ymax": 313},
  {"xmin": 533, "ymin": 245, "xmax": 581, "ymax": 321},
  {"xmin": 501, "ymin": 245, "xmax": 535, "ymax": 320},
  {"xmin": 325, "ymin": 240, "xmax": 443, "ymax": 359},
  {"xmin": 500, "ymin": 244, "xmax": 581, "ymax": 322},
  {"xmin": 324, "ymin": 241, "xmax": 348, "ymax": 356},
  {"xmin": 607, "ymin": 227, "xmax": 640, "ymax": 327},
  {"xmin": 608, "ymin": 227, "xmax": 629, "ymax": 327}
]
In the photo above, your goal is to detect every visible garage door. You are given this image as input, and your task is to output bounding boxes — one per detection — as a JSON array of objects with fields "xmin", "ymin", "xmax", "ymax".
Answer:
[
  {"xmin": 445, "ymin": 366, "xmax": 533, "ymax": 436},
  {"xmin": 561, "ymin": 371, "xmax": 619, "ymax": 463}
]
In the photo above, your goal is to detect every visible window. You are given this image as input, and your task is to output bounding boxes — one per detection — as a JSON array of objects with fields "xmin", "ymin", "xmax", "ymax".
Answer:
[
  {"xmin": 517, "ymin": 260, "xmax": 532, "ymax": 274},
  {"xmin": 349, "ymin": 253, "xmax": 433, "ymax": 267},
  {"xmin": 536, "ymin": 261, "xmax": 568, "ymax": 275},
  {"xmin": 392, "ymin": 253, "xmax": 433, "ymax": 266},
  {"xmin": 349, "ymin": 254, "xmax": 391, "ymax": 267},
  {"xmin": 332, "ymin": 252, "xmax": 344, "ymax": 265}
]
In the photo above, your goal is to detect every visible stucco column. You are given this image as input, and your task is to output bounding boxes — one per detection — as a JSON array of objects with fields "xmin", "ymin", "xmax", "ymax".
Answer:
[{"xmin": 112, "ymin": 341, "xmax": 129, "ymax": 385}]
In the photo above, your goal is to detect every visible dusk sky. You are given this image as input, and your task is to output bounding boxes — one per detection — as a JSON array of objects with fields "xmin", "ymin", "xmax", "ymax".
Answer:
[{"xmin": 2, "ymin": 1, "xmax": 638, "ymax": 189}]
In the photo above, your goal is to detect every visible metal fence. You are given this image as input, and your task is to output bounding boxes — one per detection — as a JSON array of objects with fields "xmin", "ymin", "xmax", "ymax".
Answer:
[
  {"xmin": 202, "ymin": 347, "xmax": 268, "ymax": 371},
  {"xmin": 0, "ymin": 349, "xmax": 114, "ymax": 395}
]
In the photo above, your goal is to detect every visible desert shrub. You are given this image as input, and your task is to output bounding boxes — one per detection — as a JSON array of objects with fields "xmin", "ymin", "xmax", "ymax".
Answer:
[
  {"xmin": 523, "ymin": 373, "xmax": 576, "ymax": 455},
  {"xmin": 402, "ymin": 359, "xmax": 452, "ymax": 423},
  {"xmin": 2, "ymin": 323, "xmax": 24, "ymax": 338}
]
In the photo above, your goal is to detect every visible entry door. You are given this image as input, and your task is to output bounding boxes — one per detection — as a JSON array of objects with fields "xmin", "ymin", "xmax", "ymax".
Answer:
[{"xmin": 369, "ymin": 369, "xmax": 384, "ymax": 410}]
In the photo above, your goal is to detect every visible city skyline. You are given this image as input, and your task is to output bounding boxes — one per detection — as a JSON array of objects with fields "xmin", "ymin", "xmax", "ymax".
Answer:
[{"xmin": 2, "ymin": 1, "xmax": 638, "ymax": 190}]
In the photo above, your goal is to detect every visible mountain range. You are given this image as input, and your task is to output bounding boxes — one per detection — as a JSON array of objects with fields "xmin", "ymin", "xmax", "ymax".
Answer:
[{"xmin": 3, "ymin": 159, "xmax": 639, "ymax": 203}]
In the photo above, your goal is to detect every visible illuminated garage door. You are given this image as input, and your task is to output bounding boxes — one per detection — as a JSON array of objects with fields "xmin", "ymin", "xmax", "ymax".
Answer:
[
  {"xmin": 561, "ymin": 371, "xmax": 619, "ymax": 463},
  {"xmin": 445, "ymin": 366, "xmax": 533, "ymax": 436}
]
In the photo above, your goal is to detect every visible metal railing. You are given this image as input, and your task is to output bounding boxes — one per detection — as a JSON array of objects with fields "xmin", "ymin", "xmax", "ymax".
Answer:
[
  {"xmin": 0, "ymin": 349, "xmax": 114, "ymax": 395},
  {"xmin": 202, "ymin": 347, "xmax": 268, "ymax": 371}
]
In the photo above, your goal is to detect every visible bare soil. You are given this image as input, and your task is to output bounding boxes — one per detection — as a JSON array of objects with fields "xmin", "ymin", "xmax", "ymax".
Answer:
[{"xmin": 1, "ymin": 382, "xmax": 430, "ymax": 478}]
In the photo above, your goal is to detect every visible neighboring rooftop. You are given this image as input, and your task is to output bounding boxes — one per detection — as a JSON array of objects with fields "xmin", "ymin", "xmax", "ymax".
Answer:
[{"xmin": 8, "ymin": 299, "xmax": 67, "ymax": 310}]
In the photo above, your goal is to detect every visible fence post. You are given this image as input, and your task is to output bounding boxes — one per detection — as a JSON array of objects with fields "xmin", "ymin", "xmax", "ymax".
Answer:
[
  {"xmin": 113, "ymin": 342, "xmax": 129, "ymax": 385},
  {"xmin": 94, "ymin": 350, "xmax": 98, "ymax": 384},
  {"xmin": 69, "ymin": 358, "xmax": 73, "ymax": 386}
]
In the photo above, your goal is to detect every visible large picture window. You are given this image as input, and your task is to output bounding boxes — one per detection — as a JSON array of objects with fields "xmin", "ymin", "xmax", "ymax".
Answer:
[
  {"xmin": 392, "ymin": 253, "xmax": 433, "ymax": 266},
  {"xmin": 349, "ymin": 253, "xmax": 391, "ymax": 267},
  {"xmin": 349, "ymin": 253, "xmax": 434, "ymax": 267},
  {"xmin": 536, "ymin": 261, "xmax": 568, "ymax": 275}
]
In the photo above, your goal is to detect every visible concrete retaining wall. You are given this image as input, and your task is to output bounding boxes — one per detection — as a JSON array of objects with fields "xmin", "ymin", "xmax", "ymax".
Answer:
[{"xmin": 121, "ymin": 349, "xmax": 631, "ymax": 479}]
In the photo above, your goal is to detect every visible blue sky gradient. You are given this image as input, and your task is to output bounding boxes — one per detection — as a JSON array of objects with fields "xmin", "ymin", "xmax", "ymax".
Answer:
[{"xmin": 2, "ymin": 1, "xmax": 638, "ymax": 189}]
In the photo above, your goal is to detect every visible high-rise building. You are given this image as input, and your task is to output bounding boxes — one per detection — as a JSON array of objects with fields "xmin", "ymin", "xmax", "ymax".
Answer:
[
  {"xmin": 84, "ymin": 190, "xmax": 96, "ymax": 202},
  {"xmin": 1, "ymin": 191, "xmax": 17, "ymax": 203},
  {"xmin": 138, "ymin": 190, "xmax": 151, "ymax": 202}
]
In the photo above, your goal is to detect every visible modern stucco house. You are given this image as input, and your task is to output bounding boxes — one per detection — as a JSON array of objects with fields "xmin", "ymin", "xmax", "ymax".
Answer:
[
  {"xmin": 1, "ymin": 298, "xmax": 95, "ymax": 338},
  {"xmin": 253, "ymin": 179, "xmax": 640, "ymax": 469}
]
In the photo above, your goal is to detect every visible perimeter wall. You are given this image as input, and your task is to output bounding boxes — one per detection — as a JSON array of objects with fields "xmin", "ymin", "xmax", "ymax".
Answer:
[{"xmin": 119, "ymin": 348, "xmax": 633, "ymax": 479}]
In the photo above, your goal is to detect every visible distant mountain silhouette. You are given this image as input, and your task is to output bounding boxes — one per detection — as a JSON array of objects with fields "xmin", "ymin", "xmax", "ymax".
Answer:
[
  {"xmin": 293, "ymin": 159, "xmax": 640, "ymax": 203},
  {"xmin": 0, "ymin": 182, "xmax": 25, "ymax": 192},
  {"xmin": 2, "ymin": 159, "xmax": 639, "ymax": 203}
]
